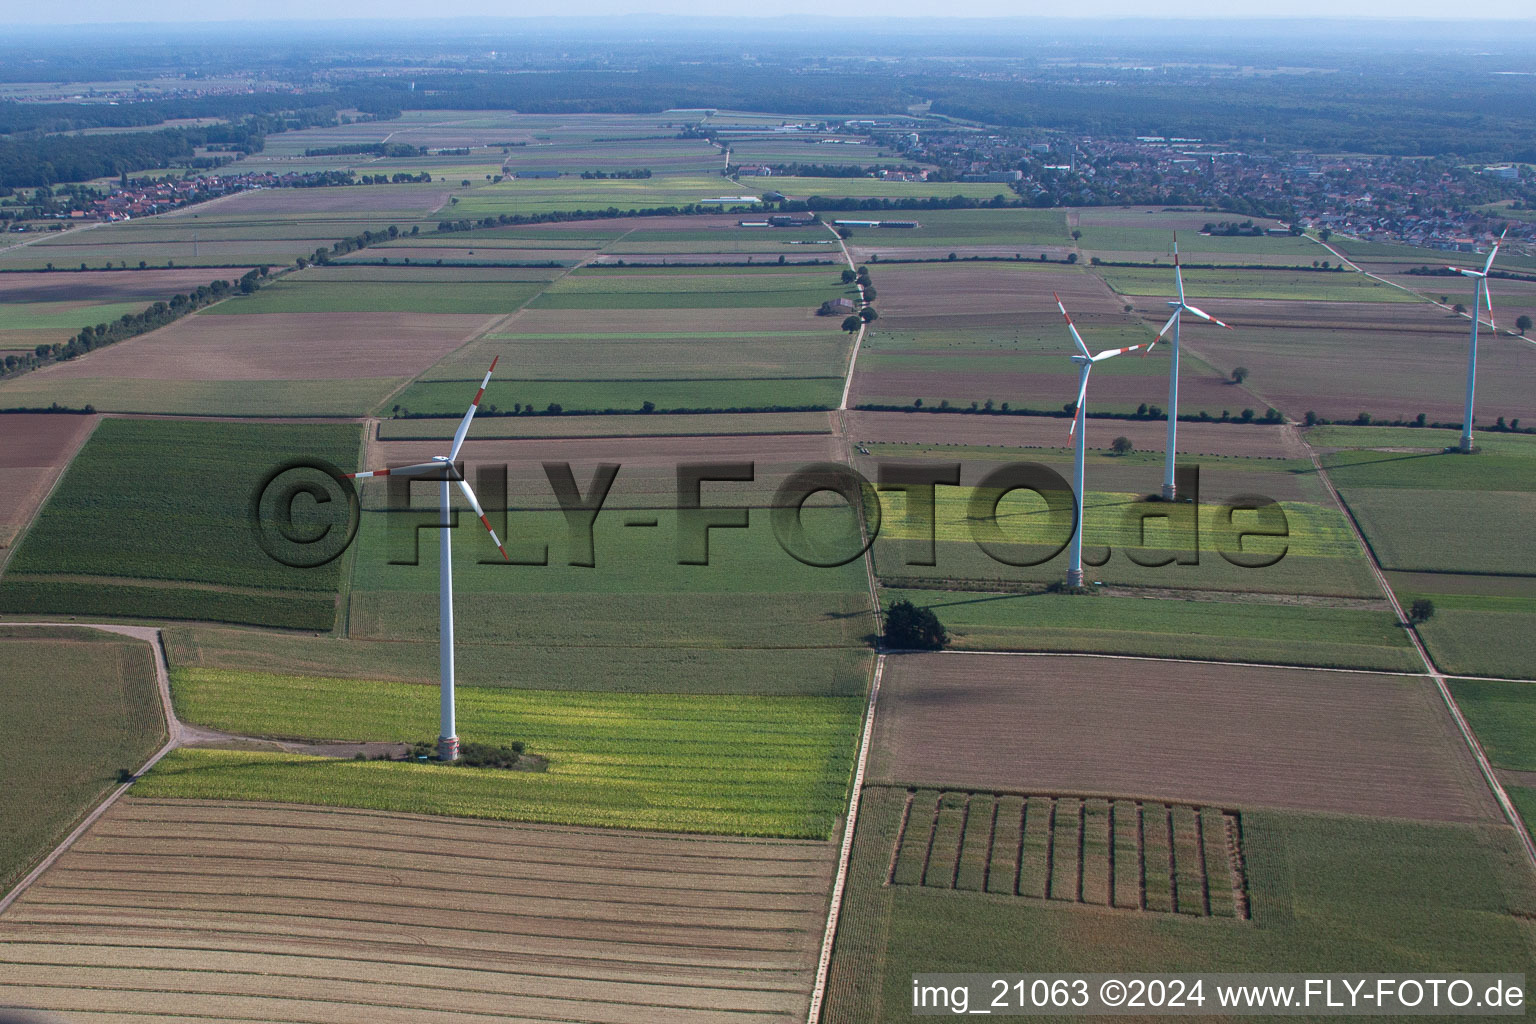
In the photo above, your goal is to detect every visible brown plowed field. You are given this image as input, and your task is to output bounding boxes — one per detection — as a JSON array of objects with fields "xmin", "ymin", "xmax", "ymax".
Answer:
[
  {"xmin": 847, "ymin": 410, "xmax": 1305, "ymax": 458},
  {"xmin": 15, "ymin": 312, "xmax": 498, "ymax": 382},
  {"xmin": 867, "ymin": 653, "xmax": 1499, "ymax": 822},
  {"xmin": 367, "ymin": 430, "xmax": 846, "ymax": 509},
  {"xmin": 511, "ymin": 307, "xmax": 820, "ymax": 333},
  {"xmin": 874, "ymin": 264, "xmax": 1122, "ymax": 321},
  {"xmin": 0, "ymin": 413, "xmax": 98, "ymax": 549},
  {"xmin": 0, "ymin": 798, "xmax": 835, "ymax": 1024},
  {"xmin": 0, "ymin": 268, "xmax": 258, "ymax": 304},
  {"xmin": 202, "ymin": 186, "xmax": 451, "ymax": 216}
]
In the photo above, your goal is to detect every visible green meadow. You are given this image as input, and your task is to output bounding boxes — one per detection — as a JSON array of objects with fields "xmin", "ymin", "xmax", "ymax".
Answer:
[
  {"xmin": 825, "ymin": 790, "xmax": 1536, "ymax": 1023},
  {"xmin": 0, "ymin": 627, "xmax": 166, "ymax": 895},
  {"xmin": 138, "ymin": 668, "xmax": 863, "ymax": 838},
  {"xmin": 880, "ymin": 587, "xmax": 1417, "ymax": 671}
]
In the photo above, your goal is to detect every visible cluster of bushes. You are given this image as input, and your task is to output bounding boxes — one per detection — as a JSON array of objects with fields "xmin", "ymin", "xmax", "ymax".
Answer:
[
  {"xmin": 579, "ymin": 169, "xmax": 651, "ymax": 178},
  {"xmin": 299, "ymin": 225, "xmax": 414, "ymax": 267},
  {"xmin": 857, "ymin": 400, "xmax": 1283, "ymax": 424},
  {"xmin": 394, "ymin": 401, "xmax": 831, "ymax": 418},
  {"xmin": 1088, "ymin": 257, "xmax": 1342, "ymax": 272},
  {"xmin": 408, "ymin": 739, "xmax": 526, "ymax": 768},
  {"xmin": 359, "ymin": 172, "xmax": 433, "ymax": 185},
  {"xmin": 304, "ymin": 143, "xmax": 427, "ymax": 158},
  {"xmin": 753, "ymin": 163, "xmax": 925, "ymax": 178},
  {"xmin": 1201, "ymin": 219, "xmax": 1271, "ymax": 236},
  {"xmin": 0, "ymin": 269, "xmax": 268, "ymax": 379},
  {"xmin": 884, "ymin": 599, "xmax": 949, "ymax": 651},
  {"xmin": 1303, "ymin": 409, "xmax": 1534, "ymax": 433},
  {"xmin": 433, "ymin": 202, "xmax": 756, "ymax": 233}
]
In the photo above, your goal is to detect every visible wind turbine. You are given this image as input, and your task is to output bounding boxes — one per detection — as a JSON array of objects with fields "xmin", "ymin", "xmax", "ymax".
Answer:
[
  {"xmin": 1055, "ymin": 293, "xmax": 1149, "ymax": 587},
  {"xmin": 1145, "ymin": 233, "xmax": 1232, "ymax": 500},
  {"xmin": 1449, "ymin": 227, "xmax": 1507, "ymax": 453},
  {"xmin": 346, "ymin": 357, "xmax": 509, "ymax": 761}
]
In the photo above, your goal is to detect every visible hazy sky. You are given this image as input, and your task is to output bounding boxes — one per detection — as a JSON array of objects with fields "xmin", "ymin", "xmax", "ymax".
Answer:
[{"xmin": 14, "ymin": 0, "xmax": 1536, "ymax": 24}]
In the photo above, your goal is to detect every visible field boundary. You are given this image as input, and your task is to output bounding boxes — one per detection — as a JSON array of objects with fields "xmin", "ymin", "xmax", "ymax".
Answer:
[
  {"xmin": 828, "ymin": 223, "xmax": 867, "ymax": 412},
  {"xmin": 1302, "ymin": 448, "xmax": 1536, "ymax": 868},
  {"xmin": 807, "ymin": 408, "xmax": 887, "ymax": 1024},
  {"xmin": 0, "ymin": 623, "xmax": 179, "ymax": 915}
]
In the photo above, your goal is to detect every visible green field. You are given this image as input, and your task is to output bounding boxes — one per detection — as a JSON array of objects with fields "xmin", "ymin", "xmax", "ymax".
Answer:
[
  {"xmin": 1322, "ymin": 448, "xmax": 1536, "ymax": 492},
  {"xmin": 880, "ymin": 587, "xmax": 1418, "ymax": 671},
  {"xmin": 0, "ymin": 300, "xmax": 153, "ymax": 330},
  {"xmin": 824, "ymin": 790, "xmax": 1536, "ymax": 1023},
  {"xmin": 1101, "ymin": 266, "xmax": 1418, "ymax": 302},
  {"xmin": 1338, "ymin": 487, "xmax": 1536, "ymax": 575},
  {"xmin": 1306, "ymin": 426, "xmax": 1536, "ymax": 455},
  {"xmin": 868, "ymin": 475, "xmax": 1381, "ymax": 598},
  {"xmin": 164, "ymin": 623, "xmax": 872, "ymax": 696},
  {"xmin": 202, "ymin": 279, "xmax": 544, "ymax": 315},
  {"xmin": 0, "ymin": 627, "xmax": 165, "ymax": 895},
  {"xmin": 136, "ymin": 668, "xmax": 863, "ymax": 837},
  {"xmin": 0, "ymin": 419, "xmax": 361, "ymax": 628},
  {"xmin": 1450, "ymin": 679, "xmax": 1536, "ymax": 770}
]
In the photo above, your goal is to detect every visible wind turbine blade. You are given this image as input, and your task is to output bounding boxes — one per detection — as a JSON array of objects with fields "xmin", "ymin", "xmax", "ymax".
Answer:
[
  {"xmin": 1449, "ymin": 266, "xmax": 1482, "ymax": 278},
  {"xmin": 346, "ymin": 461, "xmax": 445, "ymax": 480},
  {"xmin": 1067, "ymin": 365, "xmax": 1091, "ymax": 437},
  {"xmin": 455, "ymin": 478, "xmax": 510, "ymax": 562},
  {"xmin": 1181, "ymin": 303, "xmax": 1233, "ymax": 329},
  {"xmin": 448, "ymin": 356, "xmax": 499, "ymax": 462},
  {"xmin": 1484, "ymin": 226, "xmax": 1507, "ymax": 275},
  {"xmin": 1173, "ymin": 232, "xmax": 1186, "ymax": 306},
  {"xmin": 1156, "ymin": 310, "xmax": 1179, "ymax": 339},
  {"xmin": 1092, "ymin": 342, "xmax": 1148, "ymax": 362},
  {"xmin": 1054, "ymin": 292, "xmax": 1090, "ymax": 358},
  {"xmin": 1483, "ymin": 279, "xmax": 1495, "ymax": 331}
]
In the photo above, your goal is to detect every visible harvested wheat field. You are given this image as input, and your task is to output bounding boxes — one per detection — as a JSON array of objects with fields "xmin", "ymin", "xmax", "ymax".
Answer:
[
  {"xmin": 867, "ymin": 653, "xmax": 1498, "ymax": 822},
  {"xmin": 0, "ymin": 798, "xmax": 836, "ymax": 1024},
  {"xmin": 0, "ymin": 413, "xmax": 98, "ymax": 550},
  {"xmin": 846, "ymin": 410, "xmax": 1306, "ymax": 458},
  {"xmin": 875, "ymin": 264, "xmax": 1120, "ymax": 323},
  {"xmin": 11, "ymin": 312, "xmax": 499, "ymax": 382}
]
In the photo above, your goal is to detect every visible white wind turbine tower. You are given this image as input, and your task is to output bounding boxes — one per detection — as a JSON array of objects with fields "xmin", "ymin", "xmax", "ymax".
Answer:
[
  {"xmin": 1055, "ymin": 293, "xmax": 1150, "ymax": 587},
  {"xmin": 1145, "ymin": 233, "xmax": 1232, "ymax": 500},
  {"xmin": 346, "ymin": 357, "xmax": 509, "ymax": 761},
  {"xmin": 1450, "ymin": 227, "xmax": 1507, "ymax": 453}
]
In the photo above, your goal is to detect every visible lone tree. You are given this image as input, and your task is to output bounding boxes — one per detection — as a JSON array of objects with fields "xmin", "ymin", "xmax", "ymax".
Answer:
[
  {"xmin": 1231, "ymin": 366, "xmax": 1250, "ymax": 384},
  {"xmin": 884, "ymin": 600, "xmax": 949, "ymax": 651},
  {"xmin": 1408, "ymin": 598, "xmax": 1436, "ymax": 625},
  {"xmin": 841, "ymin": 315, "xmax": 863, "ymax": 334},
  {"xmin": 1110, "ymin": 435, "xmax": 1133, "ymax": 455},
  {"xmin": 1518, "ymin": 315, "xmax": 1533, "ymax": 336}
]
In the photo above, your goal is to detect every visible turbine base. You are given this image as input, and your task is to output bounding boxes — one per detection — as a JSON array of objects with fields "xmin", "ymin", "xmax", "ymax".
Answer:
[
  {"xmin": 1160, "ymin": 483, "xmax": 1177, "ymax": 501},
  {"xmin": 438, "ymin": 735, "xmax": 459, "ymax": 762},
  {"xmin": 1066, "ymin": 569, "xmax": 1084, "ymax": 588}
]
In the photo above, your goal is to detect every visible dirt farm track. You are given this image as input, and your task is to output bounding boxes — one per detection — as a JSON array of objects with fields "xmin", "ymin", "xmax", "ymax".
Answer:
[
  {"xmin": 867, "ymin": 653, "xmax": 1500, "ymax": 823},
  {"xmin": 0, "ymin": 799, "xmax": 835, "ymax": 1024}
]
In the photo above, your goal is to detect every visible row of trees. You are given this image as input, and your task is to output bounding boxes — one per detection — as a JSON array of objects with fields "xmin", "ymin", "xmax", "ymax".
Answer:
[{"xmin": 0, "ymin": 269, "xmax": 267, "ymax": 379}]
